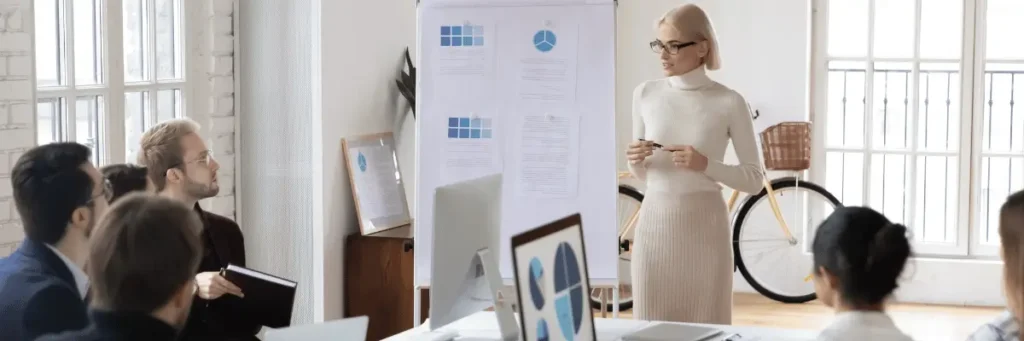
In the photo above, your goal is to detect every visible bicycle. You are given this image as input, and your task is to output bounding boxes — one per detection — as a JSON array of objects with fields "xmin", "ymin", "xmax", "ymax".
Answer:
[{"xmin": 590, "ymin": 121, "xmax": 843, "ymax": 312}]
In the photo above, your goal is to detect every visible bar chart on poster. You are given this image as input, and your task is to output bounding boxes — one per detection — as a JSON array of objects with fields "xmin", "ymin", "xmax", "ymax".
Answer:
[{"xmin": 414, "ymin": 0, "xmax": 617, "ymax": 287}]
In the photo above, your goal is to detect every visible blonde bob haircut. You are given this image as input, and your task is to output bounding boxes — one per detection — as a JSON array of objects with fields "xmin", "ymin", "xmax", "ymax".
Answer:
[{"xmin": 656, "ymin": 3, "xmax": 721, "ymax": 70}]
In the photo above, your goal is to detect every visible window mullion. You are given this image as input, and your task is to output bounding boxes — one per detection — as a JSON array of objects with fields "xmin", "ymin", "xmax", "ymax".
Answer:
[
  {"xmin": 967, "ymin": 0, "xmax": 997, "ymax": 256},
  {"xmin": 863, "ymin": 0, "xmax": 876, "ymax": 209},
  {"xmin": 147, "ymin": 0, "xmax": 158, "ymax": 125},
  {"xmin": 106, "ymin": 0, "xmax": 127, "ymax": 165},
  {"xmin": 904, "ymin": 0, "xmax": 922, "ymax": 246},
  {"xmin": 63, "ymin": 0, "xmax": 77, "ymax": 143}
]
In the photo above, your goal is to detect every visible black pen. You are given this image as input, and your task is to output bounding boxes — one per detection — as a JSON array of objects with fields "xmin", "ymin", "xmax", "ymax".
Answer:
[{"xmin": 638, "ymin": 138, "xmax": 663, "ymax": 149}]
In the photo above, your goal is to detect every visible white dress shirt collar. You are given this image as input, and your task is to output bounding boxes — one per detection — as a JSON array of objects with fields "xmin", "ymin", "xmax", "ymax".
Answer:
[{"xmin": 44, "ymin": 244, "xmax": 90, "ymax": 298}]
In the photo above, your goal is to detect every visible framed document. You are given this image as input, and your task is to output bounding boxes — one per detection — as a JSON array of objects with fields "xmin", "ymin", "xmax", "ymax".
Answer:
[
  {"xmin": 341, "ymin": 132, "xmax": 412, "ymax": 235},
  {"xmin": 510, "ymin": 213, "xmax": 597, "ymax": 341}
]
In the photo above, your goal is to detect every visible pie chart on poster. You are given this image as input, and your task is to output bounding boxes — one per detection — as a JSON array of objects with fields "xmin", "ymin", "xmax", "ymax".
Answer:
[
  {"xmin": 537, "ymin": 319, "xmax": 550, "ymax": 341},
  {"xmin": 553, "ymin": 242, "xmax": 584, "ymax": 340},
  {"xmin": 529, "ymin": 257, "xmax": 545, "ymax": 310},
  {"xmin": 533, "ymin": 29, "xmax": 556, "ymax": 52}
]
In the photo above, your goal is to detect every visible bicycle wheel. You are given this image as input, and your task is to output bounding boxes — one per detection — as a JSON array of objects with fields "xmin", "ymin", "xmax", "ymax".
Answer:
[
  {"xmin": 733, "ymin": 177, "xmax": 842, "ymax": 304},
  {"xmin": 589, "ymin": 185, "xmax": 641, "ymax": 312}
]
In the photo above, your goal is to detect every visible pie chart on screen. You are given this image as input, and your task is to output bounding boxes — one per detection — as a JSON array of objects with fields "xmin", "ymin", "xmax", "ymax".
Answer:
[
  {"xmin": 529, "ymin": 257, "xmax": 545, "ymax": 310},
  {"xmin": 553, "ymin": 242, "xmax": 584, "ymax": 340},
  {"xmin": 537, "ymin": 319, "xmax": 550, "ymax": 341}
]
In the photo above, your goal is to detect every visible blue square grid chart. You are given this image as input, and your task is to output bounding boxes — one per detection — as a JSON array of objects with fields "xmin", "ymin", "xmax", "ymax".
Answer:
[
  {"xmin": 441, "ymin": 24, "xmax": 485, "ymax": 47},
  {"xmin": 447, "ymin": 117, "xmax": 493, "ymax": 139}
]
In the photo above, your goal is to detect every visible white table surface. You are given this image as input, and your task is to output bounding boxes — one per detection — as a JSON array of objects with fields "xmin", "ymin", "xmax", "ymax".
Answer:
[{"xmin": 384, "ymin": 312, "xmax": 818, "ymax": 341}]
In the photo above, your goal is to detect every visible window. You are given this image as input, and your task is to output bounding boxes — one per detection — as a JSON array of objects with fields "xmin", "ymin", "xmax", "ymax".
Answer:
[
  {"xmin": 812, "ymin": 0, "xmax": 1024, "ymax": 256},
  {"xmin": 34, "ymin": 0, "xmax": 186, "ymax": 165}
]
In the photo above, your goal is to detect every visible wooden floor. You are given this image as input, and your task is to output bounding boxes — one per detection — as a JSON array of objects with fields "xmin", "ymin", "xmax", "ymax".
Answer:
[{"xmin": 601, "ymin": 293, "xmax": 1004, "ymax": 341}]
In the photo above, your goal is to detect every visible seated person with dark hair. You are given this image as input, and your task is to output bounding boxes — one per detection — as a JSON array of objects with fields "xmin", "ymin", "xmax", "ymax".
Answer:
[
  {"xmin": 99, "ymin": 164, "xmax": 153, "ymax": 203},
  {"xmin": 36, "ymin": 193, "xmax": 204, "ymax": 341},
  {"xmin": 0, "ymin": 142, "xmax": 109, "ymax": 341}
]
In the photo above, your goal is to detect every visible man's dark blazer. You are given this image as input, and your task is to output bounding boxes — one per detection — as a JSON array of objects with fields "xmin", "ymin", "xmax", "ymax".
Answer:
[
  {"xmin": 0, "ymin": 239, "xmax": 88, "ymax": 341},
  {"xmin": 34, "ymin": 310, "xmax": 180, "ymax": 341},
  {"xmin": 180, "ymin": 204, "xmax": 261, "ymax": 341}
]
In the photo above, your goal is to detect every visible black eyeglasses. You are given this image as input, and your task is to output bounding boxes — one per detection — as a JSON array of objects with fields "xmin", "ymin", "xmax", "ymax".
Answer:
[
  {"xmin": 88, "ymin": 179, "xmax": 113, "ymax": 204},
  {"xmin": 650, "ymin": 40, "xmax": 697, "ymax": 55}
]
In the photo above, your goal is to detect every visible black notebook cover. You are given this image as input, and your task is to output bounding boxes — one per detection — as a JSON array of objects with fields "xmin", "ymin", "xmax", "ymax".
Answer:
[{"xmin": 223, "ymin": 264, "xmax": 297, "ymax": 328}]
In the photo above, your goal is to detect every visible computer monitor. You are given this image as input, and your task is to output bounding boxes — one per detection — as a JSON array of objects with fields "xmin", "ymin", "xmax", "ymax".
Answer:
[
  {"xmin": 263, "ymin": 316, "xmax": 368, "ymax": 341},
  {"xmin": 429, "ymin": 173, "xmax": 518, "ymax": 340}
]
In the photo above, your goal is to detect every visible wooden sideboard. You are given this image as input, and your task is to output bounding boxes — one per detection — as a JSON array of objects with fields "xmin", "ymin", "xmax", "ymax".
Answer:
[{"xmin": 343, "ymin": 225, "xmax": 430, "ymax": 340}]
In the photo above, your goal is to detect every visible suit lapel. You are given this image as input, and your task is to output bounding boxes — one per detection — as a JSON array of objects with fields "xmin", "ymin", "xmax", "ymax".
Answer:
[
  {"xmin": 17, "ymin": 239, "xmax": 78, "ymax": 289},
  {"xmin": 194, "ymin": 203, "xmax": 230, "ymax": 267}
]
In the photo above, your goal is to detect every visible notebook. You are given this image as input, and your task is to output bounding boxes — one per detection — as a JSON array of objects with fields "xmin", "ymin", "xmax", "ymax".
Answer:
[
  {"xmin": 222, "ymin": 264, "xmax": 298, "ymax": 328},
  {"xmin": 622, "ymin": 323, "xmax": 723, "ymax": 341}
]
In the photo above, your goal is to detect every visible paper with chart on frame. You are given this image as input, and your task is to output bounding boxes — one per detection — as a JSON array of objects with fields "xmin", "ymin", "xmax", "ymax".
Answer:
[
  {"xmin": 342, "ymin": 133, "xmax": 412, "ymax": 236},
  {"xmin": 441, "ymin": 114, "xmax": 503, "ymax": 186},
  {"xmin": 511, "ymin": 114, "xmax": 580, "ymax": 199},
  {"xmin": 436, "ymin": 20, "xmax": 496, "ymax": 77},
  {"xmin": 511, "ymin": 19, "xmax": 579, "ymax": 105}
]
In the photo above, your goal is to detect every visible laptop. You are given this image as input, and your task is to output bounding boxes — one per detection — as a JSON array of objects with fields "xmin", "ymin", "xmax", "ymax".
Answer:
[
  {"xmin": 263, "ymin": 316, "xmax": 369, "ymax": 341},
  {"xmin": 510, "ymin": 213, "xmax": 597, "ymax": 341},
  {"xmin": 622, "ymin": 322, "xmax": 723, "ymax": 341}
]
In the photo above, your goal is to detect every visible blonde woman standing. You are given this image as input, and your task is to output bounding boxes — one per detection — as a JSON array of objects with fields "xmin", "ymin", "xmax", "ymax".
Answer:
[{"xmin": 625, "ymin": 3, "xmax": 764, "ymax": 324}]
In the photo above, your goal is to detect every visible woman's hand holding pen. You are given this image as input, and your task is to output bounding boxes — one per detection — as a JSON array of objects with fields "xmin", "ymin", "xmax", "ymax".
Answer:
[
  {"xmin": 663, "ymin": 145, "xmax": 708, "ymax": 171},
  {"xmin": 627, "ymin": 140, "xmax": 655, "ymax": 165},
  {"xmin": 195, "ymin": 271, "xmax": 244, "ymax": 300}
]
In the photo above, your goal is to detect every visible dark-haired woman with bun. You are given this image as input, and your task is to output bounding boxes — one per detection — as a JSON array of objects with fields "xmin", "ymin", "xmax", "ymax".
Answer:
[
  {"xmin": 811, "ymin": 206, "xmax": 914, "ymax": 341},
  {"xmin": 968, "ymin": 189, "xmax": 1024, "ymax": 341}
]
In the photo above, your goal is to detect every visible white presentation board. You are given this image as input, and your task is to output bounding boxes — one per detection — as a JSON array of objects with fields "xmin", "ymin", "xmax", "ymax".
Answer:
[{"xmin": 414, "ymin": 0, "xmax": 617, "ymax": 286}]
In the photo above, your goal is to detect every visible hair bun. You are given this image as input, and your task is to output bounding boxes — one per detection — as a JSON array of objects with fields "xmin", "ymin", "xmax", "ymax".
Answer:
[{"xmin": 865, "ymin": 222, "xmax": 912, "ymax": 279}]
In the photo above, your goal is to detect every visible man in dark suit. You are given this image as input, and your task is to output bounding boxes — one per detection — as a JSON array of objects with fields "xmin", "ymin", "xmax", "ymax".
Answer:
[
  {"xmin": 36, "ymin": 194, "xmax": 205, "ymax": 341},
  {"xmin": 0, "ymin": 143, "xmax": 110, "ymax": 340},
  {"xmin": 137, "ymin": 119, "xmax": 260, "ymax": 341}
]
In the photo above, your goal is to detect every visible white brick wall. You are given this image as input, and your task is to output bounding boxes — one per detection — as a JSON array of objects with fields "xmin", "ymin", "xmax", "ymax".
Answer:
[
  {"xmin": 195, "ymin": 0, "xmax": 238, "ymax": 219},
  {"xmin": 0, "ymin": 0, "xmax": 33, "ymax": 257}
]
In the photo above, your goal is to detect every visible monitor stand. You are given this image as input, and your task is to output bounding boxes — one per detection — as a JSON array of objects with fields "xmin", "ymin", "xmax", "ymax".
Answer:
[
  {"xmin": 475, "ymin": 248, "xmax": 519, "ymax": 341},
  {"xmin": 424, "ymin": 248, "xmax": 519, "ymax": 341}
]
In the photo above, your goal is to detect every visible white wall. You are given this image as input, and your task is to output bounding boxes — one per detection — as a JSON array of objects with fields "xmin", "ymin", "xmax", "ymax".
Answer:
[
  {"xmin": 238, "ymin": 0, "xmax": 317, "ymax": 325},
  {"xmin": 238, "ymin": 0, "xmax": 417, "ymax": 323},
  {"xmin": 0, "ymin": 0, "xmax": 35, "ymax": 257},
  {"xmin": 192, "ymin": 0, "xmax": 240, "ymax": 219},
  {"xmin": 315, "ymin": 0, "xmax": 418, "ymax": 321}
]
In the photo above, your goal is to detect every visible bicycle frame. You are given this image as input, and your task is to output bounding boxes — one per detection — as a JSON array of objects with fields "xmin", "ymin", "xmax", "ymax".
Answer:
[{"xmin": 616, "ymin": 171, "xmax": 797, "ymax": 246}]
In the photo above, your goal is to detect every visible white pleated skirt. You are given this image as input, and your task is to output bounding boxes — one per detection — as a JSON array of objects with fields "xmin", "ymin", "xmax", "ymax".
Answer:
[{"xmin": 630, "ymin": 191, "xmax": 733, "ymax": 324}]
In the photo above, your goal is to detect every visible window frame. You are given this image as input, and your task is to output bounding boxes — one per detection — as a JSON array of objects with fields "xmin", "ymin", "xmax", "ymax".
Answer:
[
  {"xmin": 810, "ymin": 0, "xmax": 986, "ymax": 257},
  {"xmin": 33, "ymin": 0, "xmax": 190, "ymax": 166}
]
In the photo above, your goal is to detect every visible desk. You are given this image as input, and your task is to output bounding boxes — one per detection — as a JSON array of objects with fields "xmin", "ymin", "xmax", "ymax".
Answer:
[{"xmin": 385, "ymin": 312, "xmax": 818, "ymax": 341}]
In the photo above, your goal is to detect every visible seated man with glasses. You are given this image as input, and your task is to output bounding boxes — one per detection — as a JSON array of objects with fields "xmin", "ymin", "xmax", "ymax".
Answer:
[
  {"xmin": 136, "ymin": 118, "xmax": 259, "ymax": 341},
  {"xmin": 36, "ymin": 194, "xmax": 204, "ymax": 341},
  {"xmin": 0, "ymin": 143, "xmax": 110, "ymax": 340}
]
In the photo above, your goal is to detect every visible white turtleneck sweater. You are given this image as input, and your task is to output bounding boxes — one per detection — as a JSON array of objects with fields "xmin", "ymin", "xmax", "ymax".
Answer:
[{"xmin": 628, "ymin": 67, "xmax": 764, "ymax": 194}]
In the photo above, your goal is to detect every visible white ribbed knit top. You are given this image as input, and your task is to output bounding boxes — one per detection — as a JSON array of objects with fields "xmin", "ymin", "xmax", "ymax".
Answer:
[{"xmin": 628, "ymin": 67, "xmax": 764, "ymax": 194}]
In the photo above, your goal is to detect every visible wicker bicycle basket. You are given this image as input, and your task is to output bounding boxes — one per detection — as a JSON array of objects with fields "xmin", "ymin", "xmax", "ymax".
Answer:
[{"xmin": 759, "ymin": 121, "xmax": 812, "ymax": 171}]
